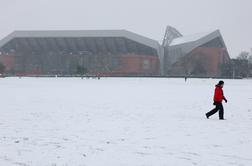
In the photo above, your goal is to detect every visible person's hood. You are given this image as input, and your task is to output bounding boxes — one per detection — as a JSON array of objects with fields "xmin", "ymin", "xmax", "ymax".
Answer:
[{"xmin": 216, "ymin": 84, "xmax": 223, "ymax": 88}]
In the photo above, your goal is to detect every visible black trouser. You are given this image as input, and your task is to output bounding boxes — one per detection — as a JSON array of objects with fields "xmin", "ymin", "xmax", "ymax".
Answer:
[{"xmin": 206, "ymin": 102, "xmax": 224, "ymax": 119}]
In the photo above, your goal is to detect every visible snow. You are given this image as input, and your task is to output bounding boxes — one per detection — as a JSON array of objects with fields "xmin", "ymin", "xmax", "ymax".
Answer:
[
  {"xmin": 170, "ymin": 31, "xmax": 212, "ymax": 46},
  {"xmin": 0, "ymin": 77, "xmax": 252, "ymax": 166}
]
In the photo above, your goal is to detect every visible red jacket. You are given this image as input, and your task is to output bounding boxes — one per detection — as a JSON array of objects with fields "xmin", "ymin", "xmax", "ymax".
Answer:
[{"xmin": 214, "ymin": 85, "xmax": 226, "ymax": 102}]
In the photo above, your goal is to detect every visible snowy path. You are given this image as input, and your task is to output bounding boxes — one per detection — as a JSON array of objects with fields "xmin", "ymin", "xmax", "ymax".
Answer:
[{"xmin": 0, "ymin": 78, "xmax": 252, "ymax": 166}]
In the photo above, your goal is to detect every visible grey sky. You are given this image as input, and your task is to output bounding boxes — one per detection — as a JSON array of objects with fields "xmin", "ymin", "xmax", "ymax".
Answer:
[{"xmin": 0, "ymin": 0, "xmax": 251, "ymax": 57}]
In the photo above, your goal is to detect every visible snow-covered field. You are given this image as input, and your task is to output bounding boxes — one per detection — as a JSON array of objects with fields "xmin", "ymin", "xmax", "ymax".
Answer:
[{"xmin": 0, "ymin": 77, "xmax": 252, "ymax": 166}]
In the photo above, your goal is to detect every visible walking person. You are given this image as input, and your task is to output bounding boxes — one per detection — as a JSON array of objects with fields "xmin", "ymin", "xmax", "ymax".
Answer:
[{"xmin": 206, "ymin": 80, "xmax": 227, "ymax": 120}]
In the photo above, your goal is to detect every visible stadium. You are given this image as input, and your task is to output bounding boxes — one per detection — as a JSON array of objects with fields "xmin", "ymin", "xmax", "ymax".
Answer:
[
  {"xmin": 0, "ymin": 26, "xmax": 230, "ymax": 77},
  {"xmin": 162, "ymin": 26, "xmax": 230, "ymax": 77},
  {"xmin": 0, "ymin": 30, "xmax": 161, "ymax": 76}
]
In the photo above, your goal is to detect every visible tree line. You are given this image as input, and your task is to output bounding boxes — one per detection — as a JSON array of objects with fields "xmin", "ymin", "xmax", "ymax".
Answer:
[{"xmin": 221, "ymin": 50, "xmax": 252, "ymax": 78}]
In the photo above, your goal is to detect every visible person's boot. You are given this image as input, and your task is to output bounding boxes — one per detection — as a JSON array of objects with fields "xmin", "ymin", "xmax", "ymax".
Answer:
[{"xmin": 205, "ymin": 113, "xmax": 209, "ymax": 119}]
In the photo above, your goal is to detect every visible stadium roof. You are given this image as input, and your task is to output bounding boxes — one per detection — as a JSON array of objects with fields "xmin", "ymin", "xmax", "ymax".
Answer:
[
  {"xmin": 170, "ymin": 31, "xmax": 211, "ymax": 46},
  {"xmin": 169, "ymin": 30, "xmax": 227, "ymax": 54},
  {"xmin": 0, "ymin": 30, "xmax": 160, "ymax": 51}
]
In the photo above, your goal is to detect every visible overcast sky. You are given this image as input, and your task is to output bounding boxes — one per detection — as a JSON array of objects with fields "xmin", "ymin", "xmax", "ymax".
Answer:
[{"xmin": 0, "ymin": 0, "xmax": 251, "ymax": 57}]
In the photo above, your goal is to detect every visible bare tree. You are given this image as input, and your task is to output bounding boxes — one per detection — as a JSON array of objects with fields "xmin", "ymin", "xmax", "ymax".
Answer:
[
  {"xmin": 248, "ymin": 49, "xmax": 252, "ymax": 64},
  {"xmin": 0, "ymin": 62, "xmax": 5, "ymax": 74},
  {"xmin": 237, "ymin": 51, "xmax": 249, "ymax": 60}
]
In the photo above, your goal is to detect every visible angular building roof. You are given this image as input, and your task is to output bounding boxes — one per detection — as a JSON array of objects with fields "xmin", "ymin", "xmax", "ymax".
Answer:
[
  {"xmin": 170, "ymin": 31, "xmax": 211, "ymax": 46},
  {"xmin": 168, "ymin": 30, "xmax": 227, "ymax": 55},
  {"xmin": 0, "ymin": 30, "xmax": 160, "ymax": 51}
]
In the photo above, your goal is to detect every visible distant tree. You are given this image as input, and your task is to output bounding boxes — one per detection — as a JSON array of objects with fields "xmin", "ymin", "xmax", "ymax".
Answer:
[
  {"xmin": 236, "ymin": 50, "xmax": 252, "ymax": 77},
  {"xmin": 248, "ymin": 51, "xmax": 252, "ymax": 76},
  {"xmin": 76, "ymin": 65, "xmax": 88, "ymax": 75},
  {"xmin": 191, "ymin": 60, "xmax": 207, "ymax": 75},
  {"xmin": 248, "ymin": 50, "xmax": 252, "ymax": 64},
  {"xmin": 0, "ymin": 62, "xmax": 5, "ymax": 74},
  {"xmin": 186, "ymin": 52, "xmax": 208, "ymax": 76},
  {"xmin": 237, "ymin": 51, "xmax": 249, "ymax": 60},
  {"xmin": 249, "ymin": 56, "xmax": 252, "ymax": 64},
  {"xmin": 220, "ymin": 61, "xmax": 233, "ymax": 77},
  {"xmin": 233, "ymin": 59, "xmax": 250, "ymax": 78}
]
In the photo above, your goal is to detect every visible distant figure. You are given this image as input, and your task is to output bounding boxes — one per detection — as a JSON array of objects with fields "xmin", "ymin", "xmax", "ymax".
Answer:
[
  {"xmin": 206, "ymin": 80, "xmax": 228, "ymax": 120},
  {"xmin": 185, "ymin": 76, "xmax": 187, "ymax": 82},
  {"xmin": 97, "ymin": 73, "xmax": 101, "ymax": 80}
]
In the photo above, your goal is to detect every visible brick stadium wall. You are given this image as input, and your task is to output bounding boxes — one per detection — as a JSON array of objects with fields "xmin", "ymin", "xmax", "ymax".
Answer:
[
  {"xmin": 96, "ymin": 54, "xmax": 160, "ymax": 76},
  {"xmin": 0, "ymin": 54, "xmax": 16, "ymax": 72},
  {"xmin": 190, "ymin": 47, "xmax": 230, "ymax": 76},
  {"xmin": 169, "ymin": 47, "xmax": 230, "ymax": 76},
  {"xmin": 0, "ymin": 52, "xmax": 159, "ymax": 76}
]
